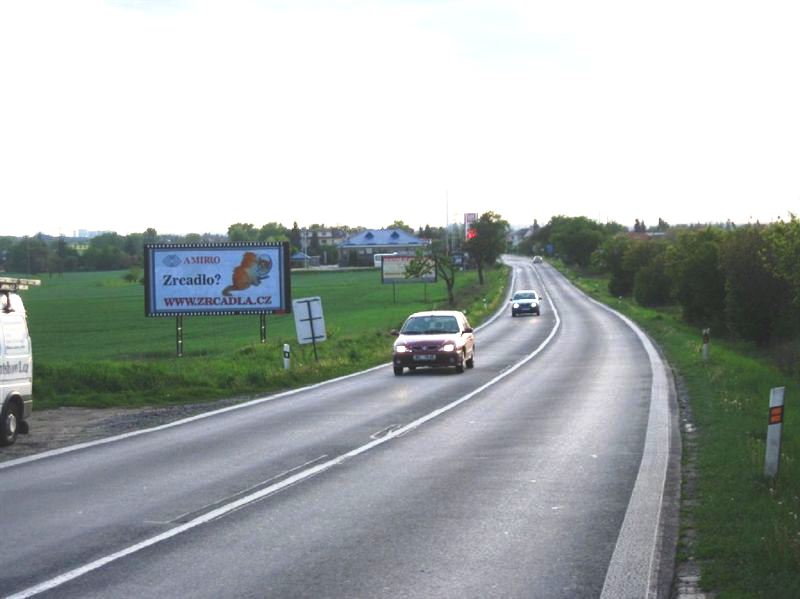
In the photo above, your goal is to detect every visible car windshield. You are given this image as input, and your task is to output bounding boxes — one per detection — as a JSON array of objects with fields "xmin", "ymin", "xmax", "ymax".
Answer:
[
  {"xmin": 401, "ymin": 315, "xmax": 460, "ymax": 334},
  {"xmin": 513, "ymin": 292, "xmax": 537, "ymax": 300}
]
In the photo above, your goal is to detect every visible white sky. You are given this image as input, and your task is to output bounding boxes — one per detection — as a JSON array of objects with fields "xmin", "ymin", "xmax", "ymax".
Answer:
[{"xmin": 1, "ymin": 0, "xmax": 798, "ymax": 237}]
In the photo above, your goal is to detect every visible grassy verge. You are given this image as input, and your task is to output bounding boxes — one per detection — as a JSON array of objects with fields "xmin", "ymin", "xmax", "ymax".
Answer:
[
  {"xmin": 551, "ymin": 259, "xmax": 800, "ymax": 597},
  {"xmin": 25, "ymin": 266, "xmax": 509, "ymax": 409}
]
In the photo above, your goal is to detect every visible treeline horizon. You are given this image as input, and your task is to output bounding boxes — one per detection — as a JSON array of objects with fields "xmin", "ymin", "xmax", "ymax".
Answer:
[{"xmin": 518, "ymin": 214, "xmax": 800, "ymax": 365}]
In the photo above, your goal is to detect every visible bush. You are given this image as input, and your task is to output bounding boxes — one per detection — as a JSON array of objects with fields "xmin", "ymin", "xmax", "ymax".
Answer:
[
  {"xmin": 665, "ymin": 229, "xmax": 726, "ymax": 327},
  {"xmin": 719, "ymin": 226, "xmax": 796, "ymax": 345},
  {"xmin": 633, "ymin": 253, "xmax": 671, "ymax": 306}
]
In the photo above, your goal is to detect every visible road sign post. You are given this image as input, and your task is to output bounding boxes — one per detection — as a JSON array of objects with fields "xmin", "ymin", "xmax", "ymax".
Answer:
[{"xmin": 292, "ymin": 297, "xmax": 327, "ymax": 362}]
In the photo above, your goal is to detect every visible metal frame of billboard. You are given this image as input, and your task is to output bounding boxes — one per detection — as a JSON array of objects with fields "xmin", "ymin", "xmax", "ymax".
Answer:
[
  {"xmin": 144, "ymin": 242, "xmax": 292, "ymax": 317},
  {"xmin": 381, "ymin": 254, "xmax": 437, "ymax": 284}
]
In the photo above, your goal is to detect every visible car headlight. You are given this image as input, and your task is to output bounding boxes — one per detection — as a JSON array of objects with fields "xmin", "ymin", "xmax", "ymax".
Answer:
[
  {"xmin": 512, "ymin": 302, "xmax": 520, "ymax": 309},
  {"xmin": 441, "ymin": 343, "xmax": 455, "ymax": 352},
  {"xmin": 395, "ymin": 345, "xmax": 407, "ymax": 353}
]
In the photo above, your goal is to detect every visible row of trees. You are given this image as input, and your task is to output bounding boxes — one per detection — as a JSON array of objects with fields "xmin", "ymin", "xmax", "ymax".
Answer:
[
  {"xmin": 0, "ymin": 218, "xmax": 483, "ymax": 275},
  {"xmin": 519, "ymin": 215, "xmax": 800, "ymax": 347}
]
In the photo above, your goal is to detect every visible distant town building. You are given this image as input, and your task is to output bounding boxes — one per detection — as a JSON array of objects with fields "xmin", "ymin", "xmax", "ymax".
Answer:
[
  {"xmin": 337, "ymin": 229, "xmax": 429, "ymax": 267},
  {"xmin": 299, "ymin": 227, "xmax": 348, "ymax": 249},
  {"xmin": 74, "ymin": 230, "xmax": 111, "ymax": 239}
]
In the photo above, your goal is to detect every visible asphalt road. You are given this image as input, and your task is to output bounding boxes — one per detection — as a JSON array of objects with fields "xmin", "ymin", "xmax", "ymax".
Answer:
[{"xmin": 0, "ymin": 257, "xmax": 679, "ymax": 598}]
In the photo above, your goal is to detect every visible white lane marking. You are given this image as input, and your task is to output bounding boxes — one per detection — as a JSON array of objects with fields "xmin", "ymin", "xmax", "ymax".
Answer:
[
  {"xmin": 165, "ymin": 455, "xmax": 330, "ymax": 525},
  {"xmin": 1, "ymin": 267, "xmax": 520, "ymax": 472},
  {"xmin": 10, "ymin": 263, "xmax": 559, "ymax": 599},
  {"xmin": 572, "ymin": 283, "xmax": 673, "ymax": 598}
]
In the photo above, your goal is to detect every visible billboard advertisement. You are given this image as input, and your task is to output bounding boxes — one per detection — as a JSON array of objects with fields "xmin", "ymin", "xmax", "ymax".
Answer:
[
  {"xmin": 381, "ymin": 254, "xmax": 436, "ymax": 284},
  {"xmin": 144, "ymin": 243, "xmax": 291, "ymax": 316},
  {"xmin": 464, "ymin": 212, "xmax": 478, "ymax": 240}
]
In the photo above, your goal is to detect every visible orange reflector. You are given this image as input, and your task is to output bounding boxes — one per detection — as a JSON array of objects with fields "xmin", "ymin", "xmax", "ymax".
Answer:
[{"xmin": 769, "ymin": 406, "xmax": 784, "ymax": 425}]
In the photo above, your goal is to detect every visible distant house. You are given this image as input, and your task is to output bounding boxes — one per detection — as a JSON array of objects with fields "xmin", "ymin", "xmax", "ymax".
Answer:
[
  {"xmin": 290, "ymin": 251, "xmax": 320, "ymax": 268},
  {"xmin": 299, "ymin": 227, "xmax": 348, "ymax": 249},
  {"xmin": 338, "ymin": 229, "xmax": 429, "ymax": 267}
]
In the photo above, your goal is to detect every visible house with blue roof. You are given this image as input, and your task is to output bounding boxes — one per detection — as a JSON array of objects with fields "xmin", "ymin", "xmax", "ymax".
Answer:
[{"xmin": 337, "ymin": 229, "xmax": 429, "ymax": 267}]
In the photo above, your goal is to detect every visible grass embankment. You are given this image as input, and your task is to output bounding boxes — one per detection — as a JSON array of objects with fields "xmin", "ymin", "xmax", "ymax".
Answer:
[
  {"xmin": 23, "ymin": 267, "xmax": 509, "ymax": 409},
  {"xmin": 552, "ymin": 260, "xmax": 800, "ymax": 598}
]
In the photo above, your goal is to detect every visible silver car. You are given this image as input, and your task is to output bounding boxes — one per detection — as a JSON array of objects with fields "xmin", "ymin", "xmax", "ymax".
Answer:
[{"xmin": 510, "ymin": 289, "xmax": 541, "ymax": 317}]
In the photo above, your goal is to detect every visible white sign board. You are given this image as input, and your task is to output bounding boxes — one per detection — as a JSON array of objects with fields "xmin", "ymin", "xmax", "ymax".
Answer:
[
  {"xmin": 381, "ymin": 255, "xmax": 436, "ymax": 284},
  {"xmin": 292, "ymin": 296, "xmax": 327, "ymax": 345}
]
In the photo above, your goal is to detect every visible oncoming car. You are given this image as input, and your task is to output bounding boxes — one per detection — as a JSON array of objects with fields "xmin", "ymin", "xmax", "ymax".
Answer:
[
  {"xmin": 510, "ymin": 289, "xmax": 541, "ymax": 317},
  {"xmin": 532, "ymin": 255, "xmax": 543, "ymax": 264},
  {"xmin": 392, "ymin": 310, "xmax": 475, "ymax": 375}
]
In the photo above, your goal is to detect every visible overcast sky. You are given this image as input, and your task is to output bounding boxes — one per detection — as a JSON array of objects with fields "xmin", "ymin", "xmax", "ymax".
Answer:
[{"xmin": 1, "ymin": 0, "xmax": 798, "ymax": 237}]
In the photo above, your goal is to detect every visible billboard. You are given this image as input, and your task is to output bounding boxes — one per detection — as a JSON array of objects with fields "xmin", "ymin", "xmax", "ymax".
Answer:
[
  {"xmin": 144, "ymin": 243, "xmax": 291, "ymax": 316},
  {"xmin": 381, "ymin": 254, "xmax": 436, "ymax": 284},
  {"xmin": 464, "ymin": 212, "xmax": 478, "ymax": 240}
]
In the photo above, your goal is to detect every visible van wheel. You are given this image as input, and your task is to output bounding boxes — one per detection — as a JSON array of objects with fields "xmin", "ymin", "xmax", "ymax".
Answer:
[
  {"xmin": 0, "ymin": 402, "xmax": 20, "ymax": 446},
  {"xmin": 393, "ymin": 366, "xmax": 403, "ymax": 376}
]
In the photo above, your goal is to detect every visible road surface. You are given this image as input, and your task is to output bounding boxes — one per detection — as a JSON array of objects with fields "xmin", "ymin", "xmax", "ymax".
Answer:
[{"xmin": 0, "ymin": 257, "xmax": 679, "ymax": 598}]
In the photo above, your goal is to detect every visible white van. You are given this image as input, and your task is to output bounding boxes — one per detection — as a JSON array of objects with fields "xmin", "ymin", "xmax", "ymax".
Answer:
[{"xmin": 0, "ymin": 277, "xmax": 39, "ymax": 446}]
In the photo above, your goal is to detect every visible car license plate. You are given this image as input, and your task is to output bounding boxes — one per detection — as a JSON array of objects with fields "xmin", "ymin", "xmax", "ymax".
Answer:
[{"xmin": 413, "ymin": 354, "xmax": 435, "ymax": 361}]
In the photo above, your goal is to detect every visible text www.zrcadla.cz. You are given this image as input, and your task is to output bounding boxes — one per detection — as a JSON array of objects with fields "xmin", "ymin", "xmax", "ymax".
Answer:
[{"xmin": 162, "ymin": 296, "xmax": 273, "ymax": 307}]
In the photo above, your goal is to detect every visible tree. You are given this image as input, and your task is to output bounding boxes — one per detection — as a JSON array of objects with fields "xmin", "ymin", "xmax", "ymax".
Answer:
[
  {"xmin": 82, "ymin": 233, "xmax": 131, "ymax": 270},
  {"xmin": 633, "ymin": 251, "xmax": 671, "ymax": 307},
  {"xmin": 548, "ymin": 216, "xmax": 605, "ymax": 268},
  {"xmin": 309, "ymin": 231, "xmax": 321, "ymax": 256},
  {"xmin": 258, "ymin": 222, "xmax": 288, "ymax": 243},
  {"xmin": 665, "ymin": 229, "xmax": 726, "ymax": 327},
  {"xmin": 289, "ymin": 222, "xmax": 302, "ymax": 253},
  {"xmin": 720, "ymin": 225, "xmax": 795, "ymax": 344},
  {"xmin": 386, "ymin": 220, "xmax": 414, "ymax": 234},
  {"xmin": 594, "ymin": 234, "xmax": 633, "ymax": 296},
  {"xmin": 464, "ymin": 211, "xmax": 509, "ymax": 284},
  {"xmin": 763, "ymin": 214, "xmax": 800, "ymax": 310},
  {"xmin": 228, "ymin": 223, "xmax": 259, "ymax": 242},
  {"xmin": 405, "ymin": 248, "xmax": 457, "ymax": 307},
  {"xmin": 7, "ymin": 236, "xmax": 50, "ymax": 274}
]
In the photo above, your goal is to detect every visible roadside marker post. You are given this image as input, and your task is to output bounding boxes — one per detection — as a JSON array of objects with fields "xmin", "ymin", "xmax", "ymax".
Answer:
[
  {"xmin": 764, "ymin": 387, "xmax": 785, "ymax": 479},
  {"xmin": 283, "ymin": 344, "xmax": 291, "ymax": 370},
  {"xmin": 702, "ymin": 328, "xmax": 711, "ymax": 362}
]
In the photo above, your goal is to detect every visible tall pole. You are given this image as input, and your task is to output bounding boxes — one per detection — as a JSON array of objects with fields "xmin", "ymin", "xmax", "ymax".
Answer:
[{"xmin": 445, "ymin": 190, "xmax": 449, "ymax": 255}]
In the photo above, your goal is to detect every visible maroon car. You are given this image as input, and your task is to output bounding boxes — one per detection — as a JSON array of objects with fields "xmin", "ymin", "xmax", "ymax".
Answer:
[{"xmin": 392, "ymin": 310, "xmax": 475, "ymax": 375}]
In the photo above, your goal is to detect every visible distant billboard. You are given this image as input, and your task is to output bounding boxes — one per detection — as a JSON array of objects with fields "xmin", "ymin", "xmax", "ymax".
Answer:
[
  {"xmin": 464, "ymin": 213, "xmax": 478, "ymax": 240},
  {"xmin": 381, "ymin": 254, "xmax": 436, "ymax": 284},
  {"xmin": 144, "ymin": 242, "xmax": 291, "ymax": 316}
]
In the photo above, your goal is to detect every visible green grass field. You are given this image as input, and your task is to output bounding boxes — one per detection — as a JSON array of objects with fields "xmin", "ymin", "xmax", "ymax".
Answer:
[
  {"xmin": 19, "ymin": 266, "xmax": 509, "ymax": 408},
  {"xmin": 553, "ymin": 260, "xmax": 800, "ymax": 598}
]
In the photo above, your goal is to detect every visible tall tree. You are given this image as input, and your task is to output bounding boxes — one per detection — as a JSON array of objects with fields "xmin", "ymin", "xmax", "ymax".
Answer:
[
  {"xmin": 257, "ymin": 222, "xmax": 289, "ymax": 243},
  {"xmin": 228, "ymin": 223, "xmax": 259, "ymax": 242},
  {"xmin": 464, "ymin": 211, "xmax": 509, "ymax": 284},
  {"xmin": 405, "ymin": 248, "xmax": 457, "ymax": 307},
  {"xmin": 289, "ymin": 222, "xmax": 302, "ymax": 253}
]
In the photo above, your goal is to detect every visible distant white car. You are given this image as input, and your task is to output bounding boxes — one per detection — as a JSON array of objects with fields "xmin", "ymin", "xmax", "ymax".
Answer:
[
  {"xmin": 532, "ymin": 255, "xmax": 543, "ymax": 264},
  {"xmin": 510, "ymin": 289, "xmax": 541, "ymax": 317}
]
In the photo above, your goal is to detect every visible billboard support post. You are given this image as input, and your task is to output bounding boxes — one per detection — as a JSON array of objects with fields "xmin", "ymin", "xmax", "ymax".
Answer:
[
  {"xmin": 260, "ymin": 314, "xmax": 267, "ymax": 344},
  {"xmin": 176, "ymin": 315, "xmax": 183, "ymax": 358}
]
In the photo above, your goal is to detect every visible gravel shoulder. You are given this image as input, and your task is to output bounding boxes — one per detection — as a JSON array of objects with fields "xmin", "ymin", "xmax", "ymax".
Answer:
[{"xmin": 0, "ymin": 398, "xmax": 247, "ymax": 463}]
